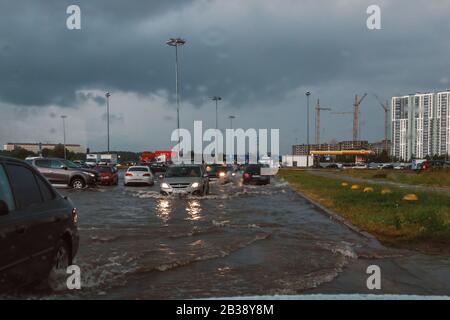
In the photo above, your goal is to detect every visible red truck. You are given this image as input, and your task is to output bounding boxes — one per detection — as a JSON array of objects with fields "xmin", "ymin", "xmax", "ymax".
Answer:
[{"xmin": 139, "ymin": 150, "xmax": 174, "ymax": 163}]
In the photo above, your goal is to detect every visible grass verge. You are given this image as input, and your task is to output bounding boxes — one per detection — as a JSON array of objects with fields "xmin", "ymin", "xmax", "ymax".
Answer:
[
  {"xmin": 329, "ymin": 168, "xmax": 450, "ymax": 189},
  {"xmin": 278, "ymin": 169, "xmax": 450, "ymax": 251}
]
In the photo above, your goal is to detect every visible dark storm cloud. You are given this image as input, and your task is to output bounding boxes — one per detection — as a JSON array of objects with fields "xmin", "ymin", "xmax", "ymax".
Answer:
[{"xmin": 1, "ymin": 0, "xmax": 450, "ymax": 115}]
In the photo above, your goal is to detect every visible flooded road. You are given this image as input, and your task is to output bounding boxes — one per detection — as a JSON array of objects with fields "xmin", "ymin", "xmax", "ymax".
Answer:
[{"xmin": 7, "ymin": 172, "xmax": 450, "ymax": 299}]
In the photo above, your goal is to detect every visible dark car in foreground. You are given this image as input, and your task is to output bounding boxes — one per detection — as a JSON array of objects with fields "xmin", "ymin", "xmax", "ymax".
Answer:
[
  {"xmin": 243, "ymin": 164, "xmax": 271, "ymax": 185},
  {"xmin": 26, "ymin": 157, "xmax": 98, "ymax": 189},
  {"xmin": 0, "ymin": 156, "xmax": 79, "ymax": 291}
]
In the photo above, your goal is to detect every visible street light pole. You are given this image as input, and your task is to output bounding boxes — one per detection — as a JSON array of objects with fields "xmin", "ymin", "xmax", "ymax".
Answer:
[
  {"xmin": 211, "ymin": 96, "xmax": 222, "ymax": 163},
  {"xmin": 166, "ymin": 38, "xmax": 186, "ymax": 161},
  {"xmin": 306, "ymin": 91, "xmax": 311, "ymax": 168},
  {"xmin": 105, "ymin": 92, "xmax": 111, "ymax": 153},
  {"xmin": 61, "ymin": 115, "xmax": 67, "ymax": 159},
  {"xmin": 229, "ymin": 115, "xmax": 235, "ymax": 129}
]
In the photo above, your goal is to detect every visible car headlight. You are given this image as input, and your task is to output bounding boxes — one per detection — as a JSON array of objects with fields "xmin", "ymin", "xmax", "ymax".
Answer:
[
  {"xmin": 191, "ymin": 182, "xmax": 199, "ymax": 188},
  {"xmin": 161, "ymin": 182, "xmax": 170, "ymax": 189},
  {"xmin": 219, "ymin": 172, "xmax": 225, "ymax": 177},
  {"xmin": 87, "ymin": 173, "xmax": 95, "ymax": 177}
]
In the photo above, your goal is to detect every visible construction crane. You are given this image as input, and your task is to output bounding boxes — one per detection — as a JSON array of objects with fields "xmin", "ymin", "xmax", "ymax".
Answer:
[
  {"xmin": 353, "ymin": 93, "xmax": 367, "ymax": 141},
  {"xmin": 315, "ymin": 99, "xmax": 331, "ymax": 145},
  {"xmin": 374, "ymin": 94, "xmax": 390, "ymax": 153},
  {"xmin": 331, "ymin": 111, "xmax": 353, "ymax": 140}
]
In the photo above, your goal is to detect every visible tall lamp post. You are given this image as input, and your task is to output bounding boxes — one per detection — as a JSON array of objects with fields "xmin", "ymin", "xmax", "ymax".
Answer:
[
  {"xmin": 61, "ymin": 115, "xmax": 67, "ymax": 159},
  {"xmin": 211, "ymin": 96, "xmax": 222, "ymax": 163},
  {"xmin": 228, "ymin": 115, "xmax": 235, "ymax": 129},
  {"xmin": 105, "ymin": 92, "xmax": 111, "ymax": 153},
  {"xmin": 305, "ymin": 91, "xmax": 311, "ymax": 168},
  {"xmin": 166, "ymin": 38, "xmax": 186, "ymax": 160}
]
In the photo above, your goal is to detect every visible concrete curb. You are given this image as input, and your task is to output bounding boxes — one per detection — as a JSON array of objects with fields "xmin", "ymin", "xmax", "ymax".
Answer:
[{"xmin": 287, "ymin": 184, "xmax": 379, "ymax": 243}]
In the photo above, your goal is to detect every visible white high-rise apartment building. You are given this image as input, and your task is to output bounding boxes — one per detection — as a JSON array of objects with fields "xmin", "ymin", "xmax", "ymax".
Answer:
[
  {"xmin": 391, "ymin": 91, "xmax": 449, "ymax": 160},
  {"xmin": 391, "ymin": 95, "xmax": 413, "ymax": 161},
  {"xmin": 413, "ymin": 93, "xmax": 434, "ymax": 159},
  {"xmin": 436, "ymin": 91, "xmax": 450, "ymax": 156}
]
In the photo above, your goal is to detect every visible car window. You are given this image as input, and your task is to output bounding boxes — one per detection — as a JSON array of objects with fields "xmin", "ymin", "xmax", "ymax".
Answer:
[
  {"xmin": 0, "ymin": 164, "xmax": 15, "ymax": 211},
  {"xmin": 245, "ymin": 165, "xmax": 261, "ymax": 174},
  {"xmin": 50, "ymin": 160, "xmax": 63, "ymax": 169},
  {"xmin": 36, "ymin": 176, "xmax": 55, "ymax": 202},
  {"xmin": 35, "ymin": 159, "xmax": 52, "ymax": 168},
  {"xmin": 5, "ymin": 164, "xmax": 43, "ymax": 209},
  {"xmin": 129, "ymin": 167, "xmax": 149, "ymax": 172}
]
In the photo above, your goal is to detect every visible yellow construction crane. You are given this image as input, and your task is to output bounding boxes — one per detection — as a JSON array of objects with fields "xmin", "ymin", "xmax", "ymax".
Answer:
[
  {"xmin": 315, "ymin": 99, "xmax": 331, "ymax": 145},
  {"xmin": 353, "ymin": 93, "xmax": 367, "ymax": 141},
  {"xmin": 374, "ymin": 94, "xmax": 390, "ymax": 153}
]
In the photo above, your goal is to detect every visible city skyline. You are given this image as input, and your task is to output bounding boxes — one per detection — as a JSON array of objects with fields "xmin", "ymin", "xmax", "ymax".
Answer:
[{"xmin": 1, "ymin": 1, "xmax": 450, "ymax": 153}]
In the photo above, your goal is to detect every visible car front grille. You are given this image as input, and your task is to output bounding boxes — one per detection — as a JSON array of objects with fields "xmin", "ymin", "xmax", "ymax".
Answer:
[{"xmin": 170, "ymin": 183, "xmax": 191, "ymax": 189}]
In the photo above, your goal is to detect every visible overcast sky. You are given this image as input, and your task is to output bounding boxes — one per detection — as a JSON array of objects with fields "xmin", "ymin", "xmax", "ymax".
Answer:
[{"xmin": 1, "ymin": 0, "xmax": 450, "ymax": 153}]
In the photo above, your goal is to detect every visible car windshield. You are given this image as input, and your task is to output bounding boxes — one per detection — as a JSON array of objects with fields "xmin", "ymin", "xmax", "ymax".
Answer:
[{"xmin": 165, "ymin": 166, "xmax": 201, "ymax": 178}]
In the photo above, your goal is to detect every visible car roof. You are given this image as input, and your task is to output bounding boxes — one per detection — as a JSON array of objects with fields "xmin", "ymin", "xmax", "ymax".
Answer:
[
  {"xmin": 0, "ymin": 155, "xmax": 28, "ymax": 164},
  {"xmin": 169, "ymin": 164, "xmax": 202, "ymax": 167},
  {"xmin": 28, "ymin": 157, "xmax": 65, "ymax": 161}
]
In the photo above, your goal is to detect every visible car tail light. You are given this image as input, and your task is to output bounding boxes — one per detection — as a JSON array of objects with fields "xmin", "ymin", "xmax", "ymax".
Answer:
[
  {"xmin": 125, "ymin": 172, "xmax": 133, "ymax": 176},
  {"xmin": 244, "ymin": 173, "xmax": 251, "ymax": 178},
  {"xmin": 143, "ymin": 173, "xmax": 151, "ymax": 176},
  {"xmin": 72, "ymin": 208, "xmax": 78, "ymax": 224}
]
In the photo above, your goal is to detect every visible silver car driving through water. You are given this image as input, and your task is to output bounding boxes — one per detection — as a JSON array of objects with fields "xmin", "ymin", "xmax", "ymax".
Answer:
[{"xmin": 160, "ymin": 164, "xmax": 209, "ymax": 196}]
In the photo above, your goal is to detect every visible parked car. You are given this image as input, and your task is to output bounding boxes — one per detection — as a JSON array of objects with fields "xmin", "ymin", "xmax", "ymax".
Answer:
[
  {"xmin": 148, "ymin": 162, "xmax": 170, "ymax": 174},
  {"xmin": 205, "ymin": 164, "xmax": 224, "ymax": 180},
  {"xmin": 27, "ymin": 157, "xmax": 98, "ymax": 189},
  {"xmin": 124, "ymin": 166, "xmax": 154, "ymax": 186},
  {"xmin": 160, "ymin": 164, "xmax": 209, "ymax": 196},
  {"xmin": 216, "ymin": 165, "xmax": 234, "ymax": 184},
  {"xmin": 243, "ymin": 164, "xmax": 271, "ymax": 185},
  {"xmin": 0, "ymin": 156, "xmax": 79, "ymax": 291},
  {"xmin": 94, "ymin": 165, "xmax": 119, "ymax": 186},
  {"xmin": 379, "ymin": 163, "xmax": 394, "ymax": 170}
]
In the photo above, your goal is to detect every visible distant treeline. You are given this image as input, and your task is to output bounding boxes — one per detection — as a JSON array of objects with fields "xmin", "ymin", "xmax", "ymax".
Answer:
[{"xmin": 0, "ymin": 144, "xmax": 140, "ymax": 162}]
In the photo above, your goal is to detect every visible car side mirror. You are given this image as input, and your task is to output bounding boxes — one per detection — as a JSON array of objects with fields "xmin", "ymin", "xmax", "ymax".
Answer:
[
  {"xmin": 203, "ymin": 173, "xmax": 209, "ymax": 178},
  {"xmin": 60, "ymin": 165, "xmax": 68, "ymax": 170},
  {"xmin": 0, "ymin": 200, "xmax": 9, "ymax": 216}
]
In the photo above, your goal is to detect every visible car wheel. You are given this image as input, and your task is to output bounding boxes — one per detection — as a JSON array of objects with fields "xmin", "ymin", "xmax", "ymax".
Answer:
[
  {"xmin": 71, "ymin": 178, "xmax": 86, "ymax": 189},
  {"xmin": 47, "ymin": 239, "xmax": 71, "ymax": 291}
]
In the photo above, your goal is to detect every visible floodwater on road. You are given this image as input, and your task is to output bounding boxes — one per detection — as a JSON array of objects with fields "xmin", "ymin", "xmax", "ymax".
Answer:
[{"xmin": 6, "ymin": 172, "xmax": 450, "ymax": 299}]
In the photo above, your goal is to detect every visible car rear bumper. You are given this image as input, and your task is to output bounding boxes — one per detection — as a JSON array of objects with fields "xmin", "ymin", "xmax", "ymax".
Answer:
[{"xmin": 124, "ymin": 177, "xmax": 153, "ymax": 185}]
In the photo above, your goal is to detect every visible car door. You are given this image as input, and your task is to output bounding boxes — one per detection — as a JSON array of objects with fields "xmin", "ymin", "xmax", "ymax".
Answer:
[
  {"xmin": 50, "ymin": 160, "xmax": 70, "ymax": 185},
  {"xmin": 3, "ymin": 162, "xmax": 56, "ymax": 286},
  {"xmin": 34, "ymin": 159, "xmax": 54, "ymax": 183},
  {"xmin": 0, "ymin": 162, "xmax": 26, "ymax": 290}
]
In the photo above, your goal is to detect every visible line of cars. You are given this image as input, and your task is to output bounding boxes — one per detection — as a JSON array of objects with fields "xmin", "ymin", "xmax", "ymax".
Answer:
[
  {"xmin": 159, "ymin": 163, "xmax": 270, "ymax": 196},
  {"xmin": 25, "ymin": 157, "xmax": 119, "ymax": 189},
  {"xmin": 26, "ymin": 156, "xmax": 273, "ymax": 194}
]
